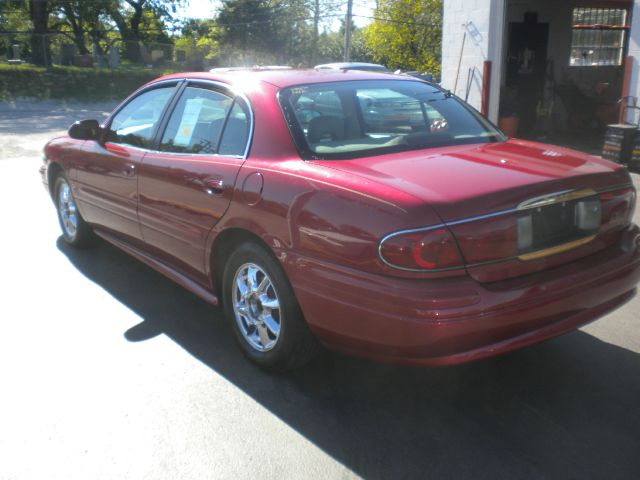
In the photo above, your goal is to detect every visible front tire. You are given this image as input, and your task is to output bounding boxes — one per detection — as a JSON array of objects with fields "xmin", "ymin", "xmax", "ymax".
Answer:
[
  {"xmin": 222, "ymin": 242, "xmax": 319, "ymax": 370},
  {"xmin": 54, "ymin": 173, "xmax": 93, "ymax": 247}
]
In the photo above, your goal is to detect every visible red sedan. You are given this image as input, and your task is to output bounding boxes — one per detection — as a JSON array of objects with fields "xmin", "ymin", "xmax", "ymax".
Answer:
[{"xmin": 41, "ymin": 70, "xmax": 640, "ymax": 369}]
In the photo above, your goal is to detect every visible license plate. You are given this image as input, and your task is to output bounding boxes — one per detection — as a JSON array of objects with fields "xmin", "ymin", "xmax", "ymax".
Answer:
[{"xmin": 517, "ymin": 197, "xmax": 601, "ymax": 254}]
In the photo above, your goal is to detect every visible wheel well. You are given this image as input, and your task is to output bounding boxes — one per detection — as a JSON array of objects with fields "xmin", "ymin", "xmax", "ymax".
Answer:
[
  {"xmin": 48, "ymin": 162, "xmax": 63, "ymax": 198},
  {"xmin": 211, "ymin": 228, "xmax": 274, "ymax": 299}
]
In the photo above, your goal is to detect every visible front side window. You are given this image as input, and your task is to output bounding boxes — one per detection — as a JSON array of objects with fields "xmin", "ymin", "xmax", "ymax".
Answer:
[
  {"xmin": 570, "ymin": 7, "xmax": 628, "ymax": 66},
  {"xmin": 280, "ymin": 80, "xmax": 504, "ymax": 160},
  {"xmin": 107, "ymin": 87, "xmax": 174, "ymax": 148},
  {"xmin": 160, "ymin": 86, "xmax": 248, "ymax": 155}
]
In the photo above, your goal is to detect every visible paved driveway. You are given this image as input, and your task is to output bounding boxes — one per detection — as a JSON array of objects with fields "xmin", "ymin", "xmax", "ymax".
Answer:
[{"xmin": 1, "ymin": 101, "xmax": 639, "ymax": 480}]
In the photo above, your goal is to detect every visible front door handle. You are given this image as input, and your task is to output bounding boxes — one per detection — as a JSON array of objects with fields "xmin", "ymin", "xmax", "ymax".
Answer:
[{"xmin": 204, "ymin": 178, "xmax": 224, "ymax": 195}]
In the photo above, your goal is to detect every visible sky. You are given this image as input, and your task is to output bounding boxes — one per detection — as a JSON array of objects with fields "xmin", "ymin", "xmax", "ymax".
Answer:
[{"xmin": 177, "ymin": 0, "xmax": 377, "ymax": 29}]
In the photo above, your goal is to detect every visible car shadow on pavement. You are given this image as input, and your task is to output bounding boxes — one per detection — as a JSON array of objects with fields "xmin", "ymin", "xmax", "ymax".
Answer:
[{"xmin": 58, "ymin": 237, "xmax": 640, "ymax": 480}]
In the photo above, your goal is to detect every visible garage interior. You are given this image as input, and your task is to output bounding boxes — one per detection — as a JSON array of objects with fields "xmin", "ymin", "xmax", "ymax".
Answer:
[{"xmin": 499, "ymin": 0, "xmax": 634, "ymax": 153}]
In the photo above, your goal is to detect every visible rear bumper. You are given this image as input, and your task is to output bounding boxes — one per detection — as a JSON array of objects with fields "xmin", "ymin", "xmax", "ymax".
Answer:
[{"xmin": 286, "ymin": 224, "xmax": 640, "ymax": 366}]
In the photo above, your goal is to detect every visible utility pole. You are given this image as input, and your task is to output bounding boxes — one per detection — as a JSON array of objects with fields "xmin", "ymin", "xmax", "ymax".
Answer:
[
  {"xmin": 344, "ymin": 0, "xmax": 353, "ymax": 62},
  {"xmin": 312, "ymin": 0, "xmax": 320, "ymax": 65}
]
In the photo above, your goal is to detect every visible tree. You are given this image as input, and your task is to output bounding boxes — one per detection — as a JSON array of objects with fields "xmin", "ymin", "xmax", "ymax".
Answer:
[
  {"xmin": 216, "ymin": 0, "xmax": 312, "ymax": 66},
  {"xmin": 1, "ymin": 0, "xmax": 182, "ymax": 65},
  {"xmin": 28, "ymin": 0, "xmax": 52, "ymax": 65},
  {"xmin": 174, "ymin": 19, "xmax": 221, "ymax": 65},
  {"xmin": 271, "ymin": 0, "xmax": 311, "ymax": 65},
  {"xmin": 364, "ymin": 0, "xmax": 442, "ymax": 73},
  {"xmin": 107, "ymin": 0, "xmax": 184, "ymax": 62},
  {"xmin": 0, "ymin": 1, "xmax": 31, "ymax": 60},
  {"xmin": 56, "ymin": 0, "xmax": 113, "ymax": 55},
  {"xmin": 216, "ymin": 0, "xmax": 278, "ymax": 64}
]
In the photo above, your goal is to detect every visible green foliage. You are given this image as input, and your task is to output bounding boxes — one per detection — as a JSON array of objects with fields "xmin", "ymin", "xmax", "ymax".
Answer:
[
  {"xmin": 215, "ymin": 0, "xmax": 313, "ymax": 66},
  {"xmin": 316, "ymin": 24, "xmax": 374, "ymax": 65},
  {"xmin": 364, "ymin": 0, "xmax": 442, "ymax": 73},
  {"xmin": 0, "ymin": 63, "xmax": 181, "ymax": 100},
  {"xmin": 0, "ymin": 1, "xmax": 182, "ymax": 63},
  {"xmin": 0, "ymin": 1, "xmax": 31, "ymax": 57},
  {"xmin": 0, "ymin": 0, "xmax": 444, "ymax": 92},
  {"xmin": 174, "ymin": 20, "xmax": 220, "ymax": 61}
]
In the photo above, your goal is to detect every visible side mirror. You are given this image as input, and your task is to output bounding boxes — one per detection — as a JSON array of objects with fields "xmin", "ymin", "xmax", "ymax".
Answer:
[{"xmin": 68, "ymin": 119, "xmax": 100, "ymax": 141}]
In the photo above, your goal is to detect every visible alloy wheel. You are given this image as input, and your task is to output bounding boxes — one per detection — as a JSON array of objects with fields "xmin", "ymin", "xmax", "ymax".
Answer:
[
  {"xmin": 232, "ymin": 263, "xmax": 282, "ymax": 352},
  {"xmin": 58, "ymin": 179, "xmax": 78, "ymax": 239}
]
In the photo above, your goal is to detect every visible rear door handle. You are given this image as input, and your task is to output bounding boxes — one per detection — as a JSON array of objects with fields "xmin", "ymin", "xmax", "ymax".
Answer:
[
  {"xmin": 122, "ymin": 163, "xmax": 136, "ymax": 176},
  {"xmin": 204, "ymin": 178, "xmax": 224, "ymax": 195}
]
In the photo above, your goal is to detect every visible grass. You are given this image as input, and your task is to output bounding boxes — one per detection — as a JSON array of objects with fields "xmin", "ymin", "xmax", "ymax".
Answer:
[{"xmin": 0, "ymin": 62, "xmax": 185, "ymax": 101}]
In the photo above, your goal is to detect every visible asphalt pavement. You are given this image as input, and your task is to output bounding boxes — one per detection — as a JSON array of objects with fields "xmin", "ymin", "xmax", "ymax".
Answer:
[{"xmin": 0, "ymin": 101, "xmax": 639, "ymax": 480}]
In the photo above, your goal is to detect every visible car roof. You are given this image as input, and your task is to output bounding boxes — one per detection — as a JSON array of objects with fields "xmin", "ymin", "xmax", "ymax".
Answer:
[{"xmin": 154, "ymin": 68, "xmax": 406, "ymax": 90}]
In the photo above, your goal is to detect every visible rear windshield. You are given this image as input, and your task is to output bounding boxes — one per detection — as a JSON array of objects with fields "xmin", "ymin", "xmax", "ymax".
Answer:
[{"xmin": 279, "ymin": 80, "xmax": 505, "ymax": 160}]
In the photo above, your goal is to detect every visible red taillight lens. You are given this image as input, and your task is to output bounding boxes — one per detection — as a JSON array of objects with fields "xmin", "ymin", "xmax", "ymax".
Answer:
[
  {"xmin": 600, "ymin": 187, "xmax": 636, "ymax": 231},
  {"xmin": 379, "ymin": 227, "xmax": 464, "ymax": 271},
  {"xmin": 449, "ymin": 215, "xmax": 519, "ymax": 264}
]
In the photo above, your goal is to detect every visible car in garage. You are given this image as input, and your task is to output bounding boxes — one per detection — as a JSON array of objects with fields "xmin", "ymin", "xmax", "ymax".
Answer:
[{"xmin": 41, "ymin": 69, "xmax": 640, "ymax": 369}]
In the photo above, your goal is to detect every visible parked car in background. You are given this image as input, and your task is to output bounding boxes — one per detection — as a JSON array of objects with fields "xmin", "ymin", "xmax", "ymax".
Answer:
[
  {"xmin": 397, "ymin": 70, "xmax": 435, "ymax": 83},
  {"xmin": 210, "ymin": 65, "xmax": 292, "ymax": 73},
  {"xmin": 314, "ymin": 62, "xmax": 389, "ymax": 72},
  {"xmin": 41, "ymin": 69, "xmax": 640, "ymax": 370}
]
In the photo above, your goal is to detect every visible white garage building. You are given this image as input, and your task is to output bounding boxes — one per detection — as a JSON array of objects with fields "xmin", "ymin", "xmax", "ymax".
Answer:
[{"xmin": 441, "ymin": 0, "xmax": 640, "ymax": 145}]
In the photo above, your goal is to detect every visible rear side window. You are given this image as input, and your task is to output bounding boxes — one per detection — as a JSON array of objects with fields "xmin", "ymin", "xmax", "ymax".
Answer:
[
  {"xmin": 218, "ymin": 100, "xmax": 250, "ymax": 156},
  {"xmin": 160, "ymin": 87, "xmax": 234, "ymax": 154},
  {"xmin": 107, "ymin": 87, "xmax": 174, "ymax": 148}
]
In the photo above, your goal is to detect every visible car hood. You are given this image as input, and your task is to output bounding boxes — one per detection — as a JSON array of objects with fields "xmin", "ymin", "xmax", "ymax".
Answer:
[{"xmin": 311, "ymin": 139, "xmax": 631, "ymax": 222}]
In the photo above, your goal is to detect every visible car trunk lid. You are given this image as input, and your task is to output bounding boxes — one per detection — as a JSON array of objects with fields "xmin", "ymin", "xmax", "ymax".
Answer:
[{"xmin": 313, "ymin": 139, "xmax": 635, "ymax": 282}]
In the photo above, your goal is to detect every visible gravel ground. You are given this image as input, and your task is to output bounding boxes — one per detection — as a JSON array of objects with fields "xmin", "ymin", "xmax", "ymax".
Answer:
[{"xmin": 0, "ymin": 100, "xmax": 639, "ymax": 480}]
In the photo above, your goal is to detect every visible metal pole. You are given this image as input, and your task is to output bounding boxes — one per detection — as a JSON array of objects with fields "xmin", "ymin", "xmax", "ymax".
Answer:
[
  {"xmin": 453, "ymin": 26, "xmax": 467, "ymax": 95},
  {"xmin": 344, "ymin": 0, "xmax": 353, "ymax": 62},
  {"xmin": 481, "ymin": 60, "xmax": 492, "ymax": 117},
  {"xmin": 312, "ymin": 0, "xmax": 320, "ymax": 65}
]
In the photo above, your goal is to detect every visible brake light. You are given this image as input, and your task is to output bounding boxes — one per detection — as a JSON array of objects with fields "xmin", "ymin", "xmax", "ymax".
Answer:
[
  {"xmin": 379, "ymin": 227, "xmax": 464, "ymax": 271},
  {"xmin": 600, "ymin": 187, "xmax": 636, "ymax": 230}
]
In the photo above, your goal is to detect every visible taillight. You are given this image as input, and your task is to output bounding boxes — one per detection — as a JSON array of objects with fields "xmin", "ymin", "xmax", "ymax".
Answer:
[
  {"xmin": 600, "ymin": 187, "xmax": 636, "ymax": 231},
  {"xmin": 449, "ymin": 215, "xmax": 518, "ymax": 264},
  {"xmin": 381, "ymin": 186, "xmax": 636, "ymax": 273},
  {"xmin": 379, "ymin": 227, "xmax": 464, "ymax": 271}
]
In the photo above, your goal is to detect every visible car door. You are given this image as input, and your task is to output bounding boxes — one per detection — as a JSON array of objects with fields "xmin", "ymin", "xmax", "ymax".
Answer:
[
  {"xmin": 74, "ymin": 82, "xmax": 179, "ymax": 242},
  {"xmin": 138, "ymin": 81, "xmax": 252, "ymax": 279}
]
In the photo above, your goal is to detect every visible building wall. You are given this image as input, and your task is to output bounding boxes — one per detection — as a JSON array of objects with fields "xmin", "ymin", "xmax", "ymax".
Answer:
[{"xmin": 441, "ymin": 0, "xmax": 506, "ymax": 122}]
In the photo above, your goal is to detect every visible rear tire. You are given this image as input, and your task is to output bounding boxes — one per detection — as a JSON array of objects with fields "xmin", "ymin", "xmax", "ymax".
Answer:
[
  {"xmin": 54, "ymin": 173, "xmax": 93, "ymax": 248},
  {"xmin": 222, "ymin": 241, "xmax": 319, "ymax": 370}
]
